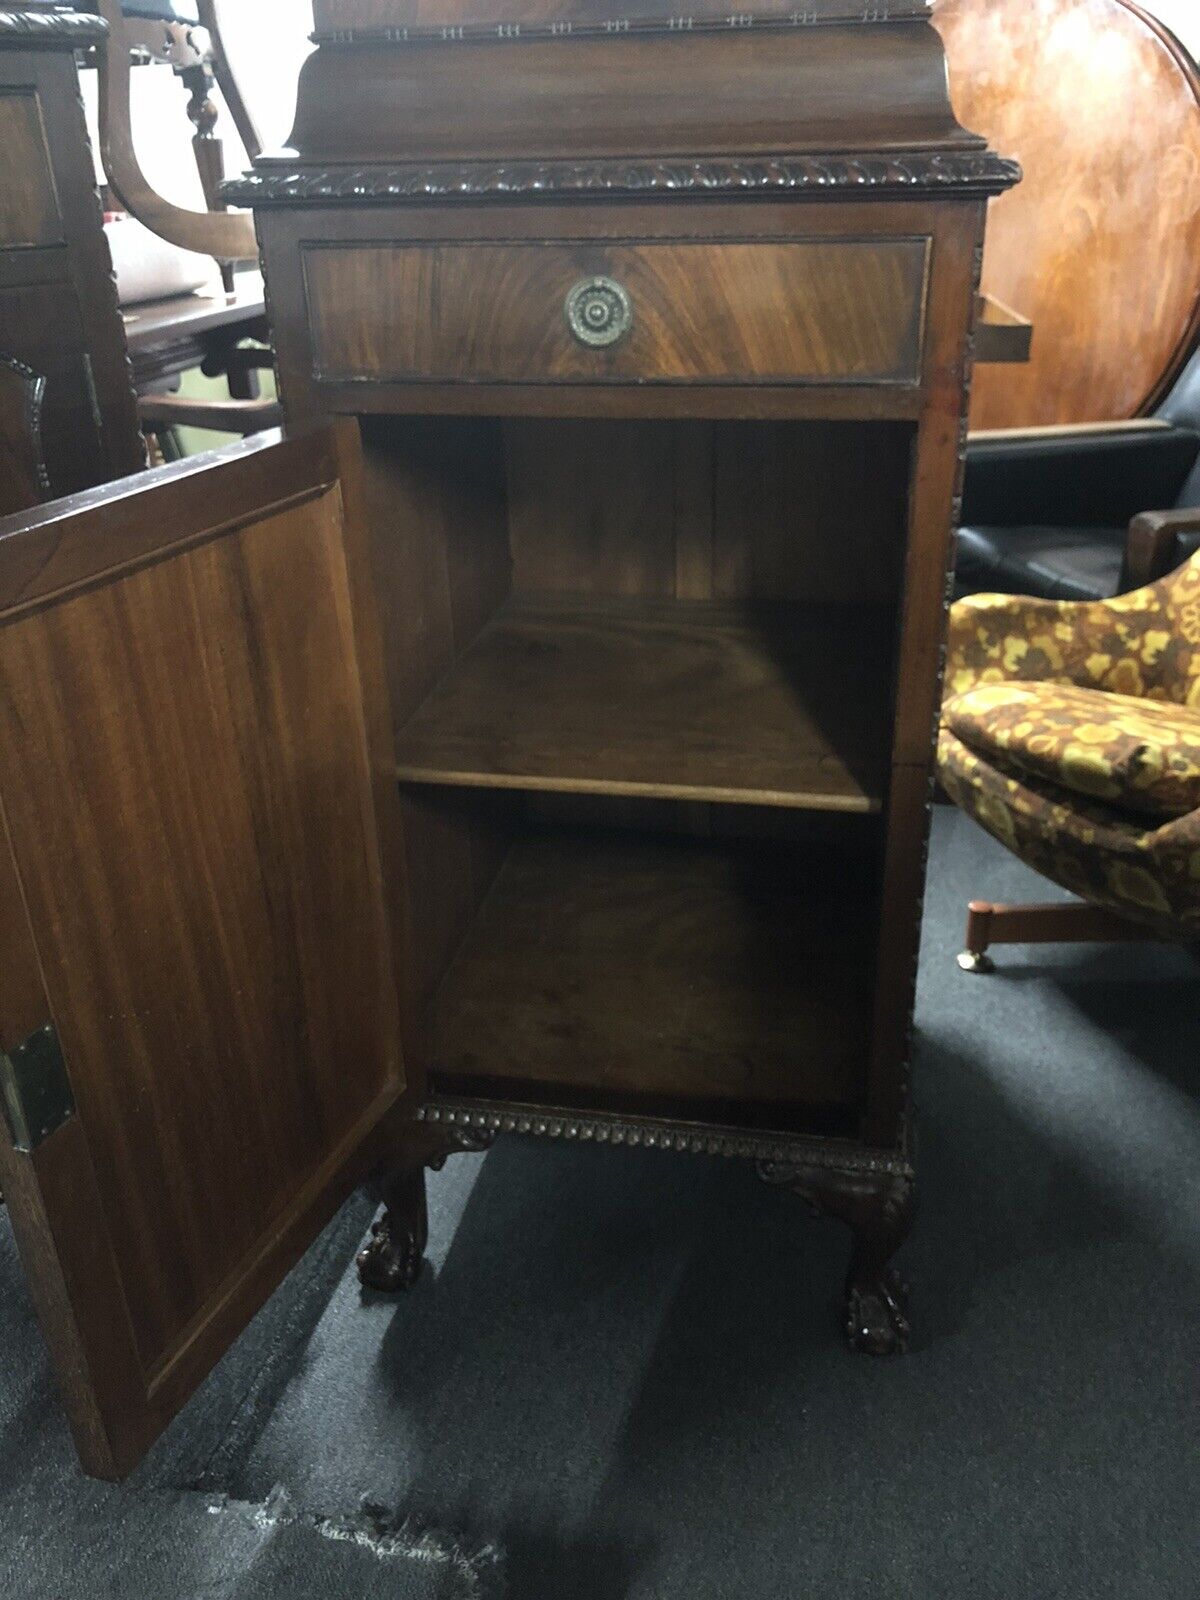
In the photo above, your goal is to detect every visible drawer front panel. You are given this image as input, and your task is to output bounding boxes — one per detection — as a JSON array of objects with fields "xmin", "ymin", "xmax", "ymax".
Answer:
[{"xmin": 302, "ymin": 239, "xmax": 930, "ymax": 388}]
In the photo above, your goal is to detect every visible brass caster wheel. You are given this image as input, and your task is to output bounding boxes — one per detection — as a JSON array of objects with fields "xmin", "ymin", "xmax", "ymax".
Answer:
[{"xmin": 957, "ymin": 949, "xmax": 995, "ymax": 974}]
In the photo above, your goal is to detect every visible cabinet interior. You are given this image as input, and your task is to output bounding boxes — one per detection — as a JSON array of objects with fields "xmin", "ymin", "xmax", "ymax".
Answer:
[{"xmin": 362, "ymin": 413, "xmax": 915, "ymax": 1138}]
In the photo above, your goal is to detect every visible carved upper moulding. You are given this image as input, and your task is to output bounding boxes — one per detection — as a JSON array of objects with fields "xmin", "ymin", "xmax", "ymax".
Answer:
[
  {"xmin": 225, "ymin": 0, "xmax": 1018, "ymax": 209},
  {"xmin": 311, "ymin": 0, "xmax": 932, "ymax": 42}
]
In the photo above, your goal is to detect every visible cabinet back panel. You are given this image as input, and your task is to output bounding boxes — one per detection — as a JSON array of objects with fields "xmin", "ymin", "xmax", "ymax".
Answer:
[
  {"xmin": 505, "ymin": 420, "xmax": 912, "ymax": 605},
  {"xmin": 427, "ymin": 823, "xmax": 876, "ymax": 1130}
]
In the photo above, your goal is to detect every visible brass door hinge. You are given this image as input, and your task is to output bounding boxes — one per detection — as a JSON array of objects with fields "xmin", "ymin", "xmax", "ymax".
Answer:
[{"xmin": 0, "ymin": 1024, "xmax": 74, "ymax": 1152}]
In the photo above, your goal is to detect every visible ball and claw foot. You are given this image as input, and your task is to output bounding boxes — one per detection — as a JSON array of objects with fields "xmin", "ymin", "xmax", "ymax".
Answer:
[
  {"xmin": 957, "ymin": 948, "xmax": 995, "ymax": 974},
  {"xmin": 845, "ymin": 1266, "xmax": 911, "ymax": 1356},
  {"xmin": 355, "ymin": 1128, "xmax": 493, "ymax": 1294},
  {"xmin": 356, "ymin": 1210, "xmax": 425, "ymax": 1292}
]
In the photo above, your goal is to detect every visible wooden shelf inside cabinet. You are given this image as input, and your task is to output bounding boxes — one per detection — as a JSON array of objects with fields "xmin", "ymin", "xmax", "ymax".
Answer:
[
  {"xmin": 428, "ymin": 828, "xmax": 875, "ymax": 1128},
  {"xmin": 394, "ymin": 597, "xmax": 893, "ymax": 813}
]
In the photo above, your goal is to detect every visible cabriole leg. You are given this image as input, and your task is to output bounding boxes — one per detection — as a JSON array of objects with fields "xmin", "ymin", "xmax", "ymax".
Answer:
[
  {"xmin": 357, "ymin": 1125, "xmax": 494, "ymax": 1292},
  {"xmin": 357, "ymin": 1166, "xmax": 429, "ymax": 1292},
  {"xmin": 760, "ymin": 1160, "xmax": 916, "ymax": 1355}
]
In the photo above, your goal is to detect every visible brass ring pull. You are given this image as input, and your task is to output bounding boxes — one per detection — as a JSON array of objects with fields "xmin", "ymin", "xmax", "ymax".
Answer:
[{"xmin": 565, "ymin": 276, "xmax": 633, "ymax": 348}]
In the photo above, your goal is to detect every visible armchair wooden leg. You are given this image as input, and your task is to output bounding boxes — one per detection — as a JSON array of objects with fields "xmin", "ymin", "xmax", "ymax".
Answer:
[{"xmin": 957, "ymin": 898, "xmax": 1163, "ymax": 973}]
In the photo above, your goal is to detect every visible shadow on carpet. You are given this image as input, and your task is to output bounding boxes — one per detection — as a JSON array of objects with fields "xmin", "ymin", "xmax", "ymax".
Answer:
[{"xmin": 1, "ymin": 810, "xmax": 1198, "ymax": 1600}]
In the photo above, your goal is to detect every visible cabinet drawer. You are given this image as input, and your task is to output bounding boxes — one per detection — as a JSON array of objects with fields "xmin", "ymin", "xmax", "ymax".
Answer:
[{"xmin": 302, "ymin": 239, "xmax": 930, "ymax": 389}]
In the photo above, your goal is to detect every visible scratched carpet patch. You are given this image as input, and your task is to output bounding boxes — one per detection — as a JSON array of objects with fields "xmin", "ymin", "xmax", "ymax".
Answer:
[
  {"xmin": 0, "ymin": 1195, "xmax": 499, "ymax": 1600},
  {"xmin": 214, "ymin": 1489, "xmax": 498, "ymax": 1600}
]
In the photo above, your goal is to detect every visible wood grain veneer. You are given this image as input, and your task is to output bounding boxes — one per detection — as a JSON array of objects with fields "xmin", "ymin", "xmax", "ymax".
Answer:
[
  {"xmin": 302, "ymin": 239, "xmax": 929, "ymax": 389},
  {"xmin": 285, "ymin": 25, "xmax": 976, "ymax": 166},
  {"xmin": 936, "ymin": 0, "xmax": 1200, "ymax": 426},
  {"xmin": 395, "ymin": 597, "xmax": 891, "ymax": 812},
  {"xmin": 429, "ymin": 828, "xmax": 875, "ymax": 1125},
  {"xmin": 0, "ymin": 426, "xmax": 413, "ymax": 1475},
  {"xmin": 0, "ymin": 88, "xmax": 61, "ymax": 247}
]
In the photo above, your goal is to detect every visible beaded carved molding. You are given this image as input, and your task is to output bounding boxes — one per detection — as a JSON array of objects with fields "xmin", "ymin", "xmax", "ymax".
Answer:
[
  {"xmin": 226, "ymin": 151, "xmax": 1022, "ymax": 207},
  {"xmin": 419, "ymin": 1097, "xmax": 914, "ymax": 1174}
]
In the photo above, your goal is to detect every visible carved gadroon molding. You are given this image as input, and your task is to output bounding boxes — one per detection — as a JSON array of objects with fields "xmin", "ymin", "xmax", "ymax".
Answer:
[
  {"xmin": 313, "ymin": 3, "xmax": 932, "ymax": 47},
  {"xmin": 224, "ymin": 151, "xmax": 1022, "ymax": 209},
  {"xmin": 0, "ymin": 9, "xmax": 108, "ymax": 45},
  {"xmin": 419, "ymin": 1098, "xmax": 912, "ymax": 1175},
  {"xmin": 415, "ymin": 1099, "xmax": 916, "ymax": 1350}
]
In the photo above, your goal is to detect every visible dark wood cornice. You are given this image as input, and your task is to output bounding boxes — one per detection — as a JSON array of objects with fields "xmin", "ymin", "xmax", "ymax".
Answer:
[
  {"xmin": 0, "ymin": 8, "xmax": 108, "ymax": 45},
  {"xmin": 313, "ymin": 3, "xmax": 932, "ymax": 46},
  {"xmin": 225, "ymin": 150, "xmax": 1021, "ymax": 208}
]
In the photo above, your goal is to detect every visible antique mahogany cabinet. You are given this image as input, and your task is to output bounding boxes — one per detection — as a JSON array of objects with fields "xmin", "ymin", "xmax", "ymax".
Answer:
[{"xmin": 0, "ymin": 0, "xmax": 1017, "ymax": 1479}]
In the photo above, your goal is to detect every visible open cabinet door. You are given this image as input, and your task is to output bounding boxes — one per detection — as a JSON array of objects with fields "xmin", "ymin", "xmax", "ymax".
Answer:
[{"xmin": 0, "ymin": 423, "xmax": 414, "ymax": 1479}]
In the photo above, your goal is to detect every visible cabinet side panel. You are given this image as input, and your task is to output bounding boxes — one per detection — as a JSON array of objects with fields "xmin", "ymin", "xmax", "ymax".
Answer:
[
  {"xmin": 357, "ymin": 421, "xmax": 515, "ymax": 1035},
  {"xmin": 867, "ymin": 204, "xmax": 987, "ymax": 1145}
]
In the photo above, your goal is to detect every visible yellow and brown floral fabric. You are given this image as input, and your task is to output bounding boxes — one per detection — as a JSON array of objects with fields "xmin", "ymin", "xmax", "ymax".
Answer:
[
  {"xmin": 938, "ymin": 549, "xmax": 1200, "ymax": 936},
  {"xmin": 944, "ymin": 682, "xmax": 1200, "ymax": 819},
  {"xmin": 942, "ymin": 548, "xmax": 1200, "ymax": 707}
]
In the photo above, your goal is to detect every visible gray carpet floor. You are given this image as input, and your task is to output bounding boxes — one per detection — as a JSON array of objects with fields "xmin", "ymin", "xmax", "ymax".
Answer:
[{"xmin": 2, "ymin": 806, "xmax": 1198, "ymax": 1599}]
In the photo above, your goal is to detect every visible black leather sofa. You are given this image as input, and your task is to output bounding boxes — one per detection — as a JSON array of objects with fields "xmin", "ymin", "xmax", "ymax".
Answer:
[{"xmin": 955, "ymin": 345, "xmax": 1200, "ymax": 601}]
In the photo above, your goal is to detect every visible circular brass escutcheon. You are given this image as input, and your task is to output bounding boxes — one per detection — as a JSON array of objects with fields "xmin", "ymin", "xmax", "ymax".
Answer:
[{"xmin": 565, "ymin": 276, "xmax": 633, "ymax": 348}]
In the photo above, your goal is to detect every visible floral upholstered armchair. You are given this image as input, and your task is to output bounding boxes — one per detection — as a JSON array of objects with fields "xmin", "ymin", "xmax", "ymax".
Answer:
[{"xmin": 937, "ymin": 550, "xmax": 1200, "ymax": 968}]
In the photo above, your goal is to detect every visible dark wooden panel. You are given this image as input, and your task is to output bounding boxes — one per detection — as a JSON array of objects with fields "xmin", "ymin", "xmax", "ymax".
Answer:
[
  {"xmin": 0, "ymin": 283, "xmax": 106, "ymax": 494},
  {"xmin": 430, "ymin": 828, "xmax": 874, "ymax": 1123},
  {"xmin": 303, "ymin": 239, "xmax": 929, "ymax": 388},
  {"xmin": 0, "ymin": 46, "xmax": 142, "ymax": 490},
  {"xmin": 711, "ymin": 420, "xmax": 913, "ymax": 606},
  {"xmin": 0, "ymin": 355, "xmax": 47, "ymax": 514},
  {"xmin": 395, "ymin": 597, "xmax": 891, "ymax": 812},
  {"xmin": 288, "ymin": 25, "xmax": 977, "ymax": 165},
  {"xmin": 356, "ymin": 419, "xmax": 513, "ymax": 1045},
  {"xmin": 0, "ymin": 426, "xmax": 411, "ymax": 1476},
  {"xmin": 0, "ymin": 88, "xmax": 61, "ymax": 247},
  {"xmin": 505, "ymin": 418, "xmax": 912, "ymax": 606},
  {"xmin": 505, "ymin": 419, "xmax": 681, "ymax": 597},
  {"xmin": 0, "ymin": 487, "xmax": 399, "ymax": 1372},
  {"xmin": 864, "ymin": 207, "xmax": 985, "ymax": 1143}
]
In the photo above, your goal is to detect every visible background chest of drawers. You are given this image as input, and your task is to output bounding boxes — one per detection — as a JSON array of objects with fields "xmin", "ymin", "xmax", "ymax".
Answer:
[
  {"xmin": 0, "ymin": 0, "xmax": 1016, "ymax": 1479},
  {"xmin": 0, "ymin": 6, "xmax": 143, "ymax": 510}
]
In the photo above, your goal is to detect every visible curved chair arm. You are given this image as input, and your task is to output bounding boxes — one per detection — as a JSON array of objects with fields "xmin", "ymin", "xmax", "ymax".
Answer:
[
  {"xmin": 946, "ymin": 591, "xmax": 1109, "ymax": 698},
  {"xmin": 96, "ymin": 0, "xmax": 257, "ymax": 265},
  {"xmin": 1124, "ymin": 507, "xmax": 1200, "ymax": 590}
]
